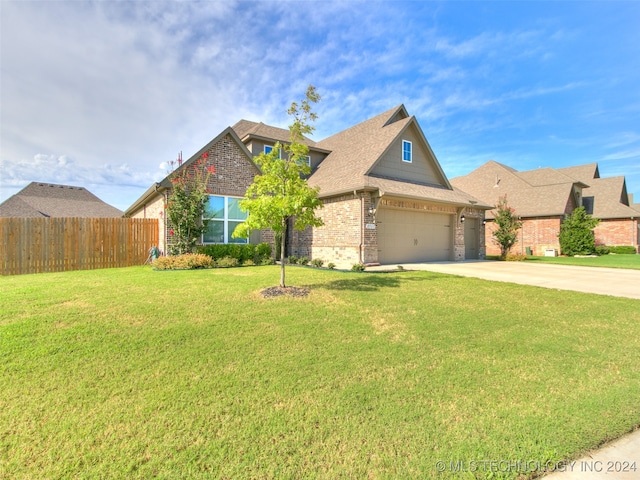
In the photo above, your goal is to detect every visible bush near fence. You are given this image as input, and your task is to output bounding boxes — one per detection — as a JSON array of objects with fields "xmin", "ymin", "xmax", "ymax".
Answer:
[{"xmin": 0, "ymin": 217, "xmax": 159, "ymax": 276}]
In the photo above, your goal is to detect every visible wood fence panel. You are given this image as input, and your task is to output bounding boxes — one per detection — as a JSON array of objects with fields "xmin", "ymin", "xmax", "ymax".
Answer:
[{"xmin": 0, "ymin": 218, "xmax": 158, "ymax": 276}]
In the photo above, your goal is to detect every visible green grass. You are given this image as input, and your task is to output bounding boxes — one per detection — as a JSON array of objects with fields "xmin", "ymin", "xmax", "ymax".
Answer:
[
  {"xmin": 1, "ymin": 266, "xmax": 640, "ymax": 479},
  {"xmin": 521, "ymin": 254, "xmax": 640, "ymax": 270}
]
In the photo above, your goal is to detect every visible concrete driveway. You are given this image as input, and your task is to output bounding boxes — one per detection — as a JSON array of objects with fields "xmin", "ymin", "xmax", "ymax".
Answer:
[{"xmin": 367, "ymin": 260, "xmax": 640, "ymax": 300}]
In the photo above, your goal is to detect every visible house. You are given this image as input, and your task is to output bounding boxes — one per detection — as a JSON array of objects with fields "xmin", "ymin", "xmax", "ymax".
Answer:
[
  {"xmin": 125, "ymin": 105, "xmax": 490, "ymax": 266},
  {"xmin": 0, "ymin": 182, "xmax": 123, "ymax": 218},
  {"xmin": 450, "ymin": 161, "xmax": 639, "ymax": 255}
]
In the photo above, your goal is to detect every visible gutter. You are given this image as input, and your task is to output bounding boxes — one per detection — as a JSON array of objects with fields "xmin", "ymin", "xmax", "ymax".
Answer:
[{"xmin": 124, "ymin": 182, "xmax": 165, "ymax": 217}]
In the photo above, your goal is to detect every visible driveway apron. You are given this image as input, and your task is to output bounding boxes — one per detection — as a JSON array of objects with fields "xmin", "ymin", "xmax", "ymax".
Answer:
[{"xmin": 367, "ymin": 261, "xmax": 640, "ymax": 300}]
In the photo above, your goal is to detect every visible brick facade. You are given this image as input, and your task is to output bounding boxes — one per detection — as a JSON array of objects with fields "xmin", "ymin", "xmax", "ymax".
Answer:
[
  {"xmin": 128, "ymin": 133, "xmax": 268, "ymax": 254},
  {"xmin": 594, "ymin": 218, "xmax": 639, "ymax": 251},
  {"xmin": 485, "ymin": 216, "xmax": 640, "ymax": 256},
  {"xmin": 288, "ymin": 193, "xmax": 374, "ymax": 268},
  {"xmin": 130, "ymin": 193, "xmax": 167, "ymax": 253},
  {"xmin": 287, "ymin": 194, "xmax": 486, "ymax": 268},
  {"xmin": 485, "ymin": 217, "xmax": 563, "ymax": 256}
]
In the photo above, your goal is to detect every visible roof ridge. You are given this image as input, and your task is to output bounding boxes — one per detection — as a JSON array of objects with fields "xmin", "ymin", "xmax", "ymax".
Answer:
[{"xmin": 317, "ymin": 105, "xmax": 405, "ymax": 147}]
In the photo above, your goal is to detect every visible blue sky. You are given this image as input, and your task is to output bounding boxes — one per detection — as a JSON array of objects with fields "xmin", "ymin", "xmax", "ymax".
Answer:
[{"xmin": 2, "ymin": 1, "xmax": 639, "ymax": 211}]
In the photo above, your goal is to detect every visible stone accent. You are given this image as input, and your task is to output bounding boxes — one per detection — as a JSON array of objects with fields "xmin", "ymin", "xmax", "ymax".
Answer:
[{"xmin": 288, "ymin": 193, "xmax": 364, "ymax": 268}]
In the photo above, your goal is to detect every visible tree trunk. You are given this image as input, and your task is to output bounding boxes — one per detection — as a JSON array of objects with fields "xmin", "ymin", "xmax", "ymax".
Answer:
[{"xmin": 280, "ymin": 219, "xmax": 287, "ymax": 287}]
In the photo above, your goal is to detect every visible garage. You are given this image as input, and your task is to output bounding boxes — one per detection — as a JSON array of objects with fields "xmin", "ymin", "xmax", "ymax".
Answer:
[{"xmin": 376, "ymin": 208, "xmax": 452, "ymax": 264}]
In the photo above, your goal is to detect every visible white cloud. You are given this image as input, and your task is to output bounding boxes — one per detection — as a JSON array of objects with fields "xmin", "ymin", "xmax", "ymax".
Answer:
[
  {"xmin": 602, "ymin": 150, "xmax": 640, "ymax": 161},
  {"xmin": 2, "ymin": 0, "xmax": 640, "ymax": 207}
]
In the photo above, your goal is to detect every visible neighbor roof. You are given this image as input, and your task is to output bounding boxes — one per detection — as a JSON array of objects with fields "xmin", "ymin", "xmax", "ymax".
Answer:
[
  {"xmin": 0, "ymin": 182, "xmax": 123, "ymax": 218},
  {"xmin": 452, "ymin": 160, "xmax": 638, "ymax": 220},
  {"xmin": 450, "ymin": 161, "xmax": 579, "ymax": 218},
  {"xmin": 558, "ymin": 163, "xmax": 637, "ymax": 219}
]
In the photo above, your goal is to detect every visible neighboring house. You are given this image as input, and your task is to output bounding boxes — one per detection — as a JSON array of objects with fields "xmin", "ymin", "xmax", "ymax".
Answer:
[
  {"xmin": 126, "ymin": 105, "xmax": 490, "ymax": 266},
  {"xmin": 0, "ymin": 182, "xmax": 123, "ymax": 218},
  {"xmin": 451, "ymin": 161, "xmax": 639, "ymax": 255},
  {"xmin": 557, "ymin": 164, "xmax": 639, "ymax": 251}
]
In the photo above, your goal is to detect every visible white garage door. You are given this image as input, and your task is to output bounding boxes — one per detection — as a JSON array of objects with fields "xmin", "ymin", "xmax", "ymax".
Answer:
[{"xmin": 377, "ymin": 208, "xmax": 452, "ymax": 264}]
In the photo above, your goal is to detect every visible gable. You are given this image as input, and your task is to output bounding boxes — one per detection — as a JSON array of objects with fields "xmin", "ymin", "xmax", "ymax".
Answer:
[
  {"xmin": 126, "ymin": 128, "xmax": 258, "ymax": 217},
  {"xmin": 369, "ymin": 122, "xmax": 447, "ymax": 187}
]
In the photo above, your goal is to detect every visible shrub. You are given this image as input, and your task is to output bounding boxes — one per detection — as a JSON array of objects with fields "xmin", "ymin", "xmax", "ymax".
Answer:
[
  {"xmin": 260, "ymin": 257, "xmax": 275, "ymax": 266},
  {"xmin": 196, "ymin": 243, "xmax": 272, "ymax": 263},
  {"xmin": 327, "ymin": 262, "xmax": 336, "ymax": 270},
  {"xmin": 595, "ymin": 245, "xmax": 610, "ymax": 256},
  {"xmin": 351, "ymin": 263, "xmax": 366, "ymax": 272},
  {"xmin": 505, "ymin": 253, "xmax": 527, "ymax": 261},
  {"xmin": 311, "ymin": 258, "xmax": 324, "ymax": 268},
  {"xmin": 288, "ymin": 255, "xmax": 298, "ymax": 264},
  {"xmin": 609, "ymin": 245, "xmax": 637, "ymax": 254},
  {"xmin": 242, "ymin": 259, "xmax": 255, "ymax": 266},
  {"xmin": 255, "ymin": 242, "xmax": 272, "ymax": 259},
  {"xmin": 298, "ymin": 256, "xmax": 310, "ymax": 266},
  {"xmin": 559, "ymin": 207, "xmax": 599, "ymax": 256},
  {"xmin": 152, "ymin": 254, "xmax": 214, "ymax": 270},
  {"xmin": 216, "ymin": 256, "xmax": 239, "ymax": 268}
]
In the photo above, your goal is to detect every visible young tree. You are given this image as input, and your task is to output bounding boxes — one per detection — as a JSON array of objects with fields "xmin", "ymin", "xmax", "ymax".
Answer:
[
  {"xmin": 233, "ymin": 86, "xmax": 324, "ymax": 287},
  {"xmin": 165, "ymin": 152, "xmax": 216, "ymax": 255},
  {"xmin": 492, "ymin": 195, "xmax": 523, "ymax": 260},
  {"xmin": 558, "ymin": 206, "xmax": 599, "ymax": 256}
]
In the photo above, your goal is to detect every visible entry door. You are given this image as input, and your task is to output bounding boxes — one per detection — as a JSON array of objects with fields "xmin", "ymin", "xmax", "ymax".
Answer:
[{"xmin": 464, "ymin": 218, "xmax": 478, "ymax": 259}]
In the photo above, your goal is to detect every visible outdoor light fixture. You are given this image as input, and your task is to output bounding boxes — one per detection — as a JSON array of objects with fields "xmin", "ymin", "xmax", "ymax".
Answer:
[
  {"xmin": 482, "ymin": 219, "xmax": 486, "ymax": 225},
  {"xmin": 460, "ymin": 214, "xmax": 465, "ymax": 223}
]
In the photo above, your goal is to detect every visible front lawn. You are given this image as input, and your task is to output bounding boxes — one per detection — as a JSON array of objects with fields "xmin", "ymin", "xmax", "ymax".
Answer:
[
  {"xmin": 1, "ymin": 266, "xmax": 639, "ymax": 479},
  {"xmin": 524, "ymin": 254, "xmax": 640, "ymax": 270}
]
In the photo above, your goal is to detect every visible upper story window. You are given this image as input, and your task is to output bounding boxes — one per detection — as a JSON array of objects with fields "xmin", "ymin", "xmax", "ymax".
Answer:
[
  {"xmin": 402, "ymin": 140, "xmax": 412, "ymax": 163},
  {"xmin": 264, "ymin": 145, "xmax": 281, "ymax": 158},
  {"xmin": 202, "ymin": 195, "xmax": 248, "ymax": 244}
]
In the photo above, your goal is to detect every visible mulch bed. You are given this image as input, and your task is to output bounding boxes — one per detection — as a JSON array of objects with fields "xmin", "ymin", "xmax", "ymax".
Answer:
[{"xmin": 260, "ymin": 286, "xmax": 310, "ymax": 298}]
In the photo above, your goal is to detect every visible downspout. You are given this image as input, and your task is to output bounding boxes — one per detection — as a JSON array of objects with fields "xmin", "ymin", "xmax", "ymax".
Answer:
[{"xmin": 358, "ymin": 190, "xmax": 364, "ymax": 264}]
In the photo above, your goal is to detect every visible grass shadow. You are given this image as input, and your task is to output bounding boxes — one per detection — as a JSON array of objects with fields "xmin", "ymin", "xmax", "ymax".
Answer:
[{"xmin": 304, "ymin": 271, "xmax": 445, "ymax": 292}]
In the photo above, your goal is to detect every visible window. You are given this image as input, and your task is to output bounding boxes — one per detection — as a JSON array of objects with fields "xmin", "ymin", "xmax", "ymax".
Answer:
[
  {"xmin": 402, "ymin": 140, "xmax": 412, "ymax": 163},
  {"xmin": 203, "ymin": 195, "xmax": 248, "ymax": 244},
  {"xmin": 264, "ymin": 145, "xmax": 281, "ymax": 158}
]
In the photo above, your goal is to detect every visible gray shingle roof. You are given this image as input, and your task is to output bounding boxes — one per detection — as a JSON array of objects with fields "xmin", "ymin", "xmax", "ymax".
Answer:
[
  {"xmin": 306, "ymin": 106, "xmax": 410, "ymax": 195},
  {"xmin": 450, "ymin": 161, "xmax": 576, "ymax": 218},
  {"xmin": 452, "ymin": 161, "xmax": 637, "ymax": 220},
  {"xmin": 232, "ymin": 119, "xmax": 317, "ymax": 147},
  {"xmin": 366, "ymin": 176, "xmax": 491, "ymax": 207},
  {"xmin": 578, "ymin": 176, "xmax": 638, "ymax": 218},
  {"xmin": 0, "ymin": 182, "xmax": 123, "ymax": 218}
]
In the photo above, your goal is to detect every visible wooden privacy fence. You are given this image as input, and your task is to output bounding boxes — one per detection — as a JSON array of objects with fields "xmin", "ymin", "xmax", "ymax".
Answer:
[{"xmin": 1, "ymin": 217, "xmax": 159, "ymax": 276}]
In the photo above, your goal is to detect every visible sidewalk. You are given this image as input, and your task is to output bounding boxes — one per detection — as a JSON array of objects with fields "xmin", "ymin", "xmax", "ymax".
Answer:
[{"xmin": 543, "ymin": 429, "xmax": 640, "ymax": 479}]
